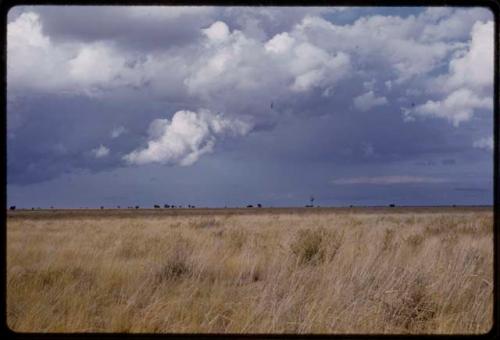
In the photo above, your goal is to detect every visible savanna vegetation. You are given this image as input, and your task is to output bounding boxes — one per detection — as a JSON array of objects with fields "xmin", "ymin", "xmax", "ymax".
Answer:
[{"xmin": 7, "ymin": 207, "xmax": 493, "ymax": 333}]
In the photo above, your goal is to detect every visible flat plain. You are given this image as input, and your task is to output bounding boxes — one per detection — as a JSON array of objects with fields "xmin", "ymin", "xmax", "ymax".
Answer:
[{"xmin": 7, "ymin": 207, "xmax": 493, "ymax": 333}]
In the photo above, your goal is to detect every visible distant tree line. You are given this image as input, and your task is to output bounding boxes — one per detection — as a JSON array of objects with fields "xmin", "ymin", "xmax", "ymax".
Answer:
[{"xmin": 11, "ymin": 202, "xmax": 464, "ymax": 211}]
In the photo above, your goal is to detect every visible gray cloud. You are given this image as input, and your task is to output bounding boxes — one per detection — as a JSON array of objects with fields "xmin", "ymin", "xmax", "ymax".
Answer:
[
  {"xmin": 110, "ymin": 126, "xmax": 127, "ymax": 139},
  {"xmin": 331, "ymin": 175, "xmax": 450, "ymax": 185},
  {"xmin": 32, "ymin": 6, "xmax": 215, "ymax": 51}
]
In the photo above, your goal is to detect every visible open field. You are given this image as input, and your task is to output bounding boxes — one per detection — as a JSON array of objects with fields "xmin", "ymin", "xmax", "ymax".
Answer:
[{"xmin": 7, "ymin": 207, "xmax": 493, "ymax": 333}]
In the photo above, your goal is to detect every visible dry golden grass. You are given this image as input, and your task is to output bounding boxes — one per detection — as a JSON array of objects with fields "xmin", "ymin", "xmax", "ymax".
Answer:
[{"xmin": 7, "ymin": 208, "xmax": 493, "ymax": 334}]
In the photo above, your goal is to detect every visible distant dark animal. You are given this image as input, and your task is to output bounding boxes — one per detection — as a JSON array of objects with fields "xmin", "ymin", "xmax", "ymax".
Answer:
[
  {"xmin": 154, "ymin": 205, "xmax": 160, "ymax": 209},
  {"xmin": 171, "ymin": 205, "xmax": 176, "ymax": 208},
  {"xmin": 389, "ymin": 204, "xmax": 395, "ymax": 208},
  {"xmin": 257, "ymin": 204, "xmax": 262, "ymax": 208},
  {"xmin": 452, "ymin": 204, "xmax": 457, "ymax": 208},
  {"xmin": 349, "ymin": 205, "xmax": 354, "ymax": 208},
  {"xmin": 31, "ymin": 207, "xmax": 34, "ymax": 210},
  {"xmin": 100, "ymin": 206, "xmax": 104, "ymax": 210},
  {"xmin": 247, "ymin": 205, "xmax": 253, "ymax": 208},
  {"xmin": 305, "ymin": 205, "xmax": 313, "ymax": 208},
  {"xmin": 9, "ymin": 206, "xmax": 15, "ymax": 211},
  {"xmin": 164, "ymin": 204, "xmax": 170, "ymax": 208},
  {"xmin": 135, "ymin": 206, "xmax": 139, "ymax": 209}
]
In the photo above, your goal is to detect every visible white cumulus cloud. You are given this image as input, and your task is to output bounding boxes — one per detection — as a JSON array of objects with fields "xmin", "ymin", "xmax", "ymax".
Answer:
[
  {"xmin": 202, "ymin": 21, "xmax": 230, "ymax": 43},
  {"xmin": 8, "ymin": 11, "xmax": 147, "ymax": 96},
  {"xmin": 408, "ymin": 20, "xmax": 493, "ymax": 125},
  {"xmin": 353, "ymin": 91, "xmax": 388, "ymax": 112},
  {"xmin": 413, "ymin": 88, "xmax": 492, "ymax": 126},
  {"xmin": 110, "ymin": 126, "xmax": 127, "ymax": 139},
  {"xmin": 265, "ymin": 32, "xmax": 295, "ymax": 54},
  {"xmin": 473, "ymin": 136, "xmax": 493, "ymax": 151},
  {"xmin": 92, "ymin": 145, "xmax": 110, "ymax": 158},
  {"xmin": 124, "ymin": 109, "xmax": 252, "ymax": 166}
]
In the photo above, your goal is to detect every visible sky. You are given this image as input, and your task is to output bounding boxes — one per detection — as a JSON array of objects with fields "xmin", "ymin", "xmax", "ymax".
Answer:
[{"xmin": 6, "ymin": 6, "xmax": 495, "ymax": 208}]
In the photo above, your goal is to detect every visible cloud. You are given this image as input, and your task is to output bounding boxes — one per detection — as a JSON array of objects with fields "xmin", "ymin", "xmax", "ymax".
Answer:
[
  {"xmin": 8, "ymin": 12, "xmax": 67, "ymax": 93},
  {"xmin": 264, "ymin": 32, "xmax": 295, "ymax": 54},
  {"xmin": 185, "ymin": 20, "xmax": 352, "ymax": 101},
  {"xmin": 444, "ymin": 21, "xmax": 493, "ymax": 92},
  {"xmin": 353, "ymin": 91, "xmax": 388, "ymax": 112},
  {"xmin": 332, "ymin": 175, "xmax": 449, "ymax": 185},
  {"xmin": 202, "ymin": 21, "xmax": 230, "ymax": 43},
  {"xmin": 124, "ymin": 109, "xmax": 252, "ymax": 166},
  {"xmin": 413, "ymin": 88, "xmax": 492, "ymax": 126},
  {"xmin": 293, "ymin": 14, "xmax": 458, "ymax": 83},
  {"xmin": 9, "ymin": 8, "xmax": 492, "ymax": 122},
  {"xmin": 92, "ymin": 145, "xmax": 110, "ymax": 158},
  {"xmin": 407, "ymin": 20, "xmax": 493, "ymax": 125},
  {"xmin": 289, "ymin": 45, "xmax": 351, "ymax": 93},
  {"xmin": 110, "ymin": 126, "xmax": 126, "ymax": 139},
  {"xmin": 420, "ymin": 7, "xmax": 492, "ymax": 42},
  {"xmin": 473, "ymin": 136, "xmax": 493, "ymax": 151},
  {"xmin": 31, "ymin": 6, "xmax": 216, "ymax": 52},
  {"xmin": 8, "ymin": 11, "xmax": 147, "ymax": 96}
]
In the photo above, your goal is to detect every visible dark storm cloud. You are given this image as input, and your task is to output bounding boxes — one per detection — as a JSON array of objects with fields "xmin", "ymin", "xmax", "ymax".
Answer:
[
  {"xmin": 32, "ymin": 6, "xmax": 214, "ymax": 52},
  {"xmin": 6, "ymin": 92, "xmax": 182, "ymax": 185},
  {"xmin": 28, "ymin": 6, "xmax": 340, "ymax": 52}
]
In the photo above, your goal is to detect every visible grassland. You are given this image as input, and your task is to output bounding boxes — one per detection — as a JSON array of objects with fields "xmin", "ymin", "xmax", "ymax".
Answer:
[{"xmin": 7, "ymin": 207, "xmax": 493, "ymax": 333}]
